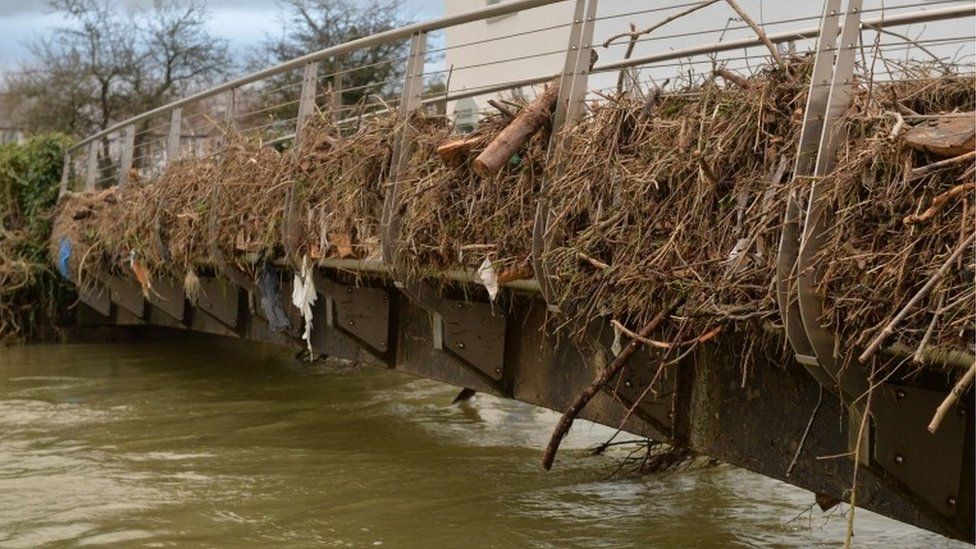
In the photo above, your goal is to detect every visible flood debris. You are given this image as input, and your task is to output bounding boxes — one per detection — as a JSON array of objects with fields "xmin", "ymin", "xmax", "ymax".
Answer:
[
  {"xmin": 50, "ymin": 58, "xmax": 973, "ymax": 378},
  {"xmin": 288, "ymin": 112, "xmax": 394, "ymax": 262}
]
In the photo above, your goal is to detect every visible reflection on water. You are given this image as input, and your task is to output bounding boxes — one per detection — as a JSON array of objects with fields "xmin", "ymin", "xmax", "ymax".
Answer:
[{"xmin": 0, "ymin": 340, "xmax": 965, "ymax": 548}]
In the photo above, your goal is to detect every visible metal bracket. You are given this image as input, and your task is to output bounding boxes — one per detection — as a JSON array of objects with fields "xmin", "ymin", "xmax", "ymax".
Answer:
[
  {"xmin": 78, "ymin": 281, "xmax": 111, "ymax": 317},
  {"xmin": 437, "ymin": 300, "xmax": 506, "ymax": 381},
  {"xmin": 532, "ymin": 0, "xmax": 598, "ymax": 306},
  {"xmin": 315, "ymin": 272, "xmax": 391, "ymax": 355},
  {"xmin": 196, "ymin": 277, "xmax": 239, "ymax": 328},
  {"xmin": 610, "ymin": 344, "xmax": 676, "ymax": 437},
  {"xmin": 147, "ymin": 275, "xmax": 186, "ymax": 322},
  {"xmin": 872, "ymin": 385, "xmax": 967, "ymax": 517},
  {"xmin": 99, "ymin": 273, "xmax": 145, "ymax": 319},
  {"xmin": 118, "ymin": 125, "xmax": 136, "ymax": 189}
]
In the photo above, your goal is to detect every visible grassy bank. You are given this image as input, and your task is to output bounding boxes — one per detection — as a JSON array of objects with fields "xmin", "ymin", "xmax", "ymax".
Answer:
[{"xmin": 0, "ymin": 134, "xmax": 74, "ymax": 342}]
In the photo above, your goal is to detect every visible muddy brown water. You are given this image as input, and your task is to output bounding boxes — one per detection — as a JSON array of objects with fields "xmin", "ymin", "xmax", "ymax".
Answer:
[{"xmin": 0, "ymin": 340, "xmax": 966, "ymax": 547}]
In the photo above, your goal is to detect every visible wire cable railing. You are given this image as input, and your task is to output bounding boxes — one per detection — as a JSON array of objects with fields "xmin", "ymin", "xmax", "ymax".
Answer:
[{"xmin": 60, "ymin": 0, "xmax": 973, "ymax": 196}]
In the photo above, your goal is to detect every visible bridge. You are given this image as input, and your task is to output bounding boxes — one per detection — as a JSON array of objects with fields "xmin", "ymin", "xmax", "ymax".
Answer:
[{"xmin": 53, "ymin": 0, "xmax": 975, "ymax": 542}]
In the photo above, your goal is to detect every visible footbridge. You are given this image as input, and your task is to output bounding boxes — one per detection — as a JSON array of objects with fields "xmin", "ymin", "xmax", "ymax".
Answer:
[{"xmin": 55, "ymin": 0, "xmax": 975, "ymax": 541}]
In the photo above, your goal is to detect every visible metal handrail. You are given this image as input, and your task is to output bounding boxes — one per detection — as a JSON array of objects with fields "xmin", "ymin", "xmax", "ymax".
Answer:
[{"xmin": 69, "ymin": 0, "xmax": 568, "ymax": 152}]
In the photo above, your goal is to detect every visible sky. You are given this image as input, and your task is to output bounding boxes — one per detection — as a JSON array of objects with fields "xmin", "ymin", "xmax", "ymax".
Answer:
[{"xmin": 0, "ymin": 0, "xmax": 443, "ymax": 74}]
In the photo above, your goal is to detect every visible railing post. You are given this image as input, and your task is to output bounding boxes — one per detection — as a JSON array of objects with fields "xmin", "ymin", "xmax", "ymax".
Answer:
[
  {"xmin": 797, "ymin": 0, "xmax": 865, "ymax": 397},
  {"xmin": 117, "ymin": 125, "xmax": 136, "ymax": 189},
  {"xmin": 532, "ymin": 0, "xmax": 598, "ymax": 307},
  {"xmin": 225, "ymin": 87, "xmax": 237, "ymax": 129},
  {"xmin": 776, "ymin": 0, "xmax": 843, "ymax": 386},
  {"xmin": 296, "ymin": 61, "xmax": 319, "ymax": 139},
  {"xmin": 84, "ymin": 141, "xmax": 98, "ymax": 192},
  {"xmin": 381, "ymin": 30, "xmax": 428, "ymax": 266},
  {"xmin": 58, "ymin": 152, "xmax": 71, "ymax": 197},
  {"xmin": 332, "ymin": 58, "xmax": 344, "ymax": 124},
  {"xmin": 166, "ymin": 107, "xmax": 182, "ymax": 165}
]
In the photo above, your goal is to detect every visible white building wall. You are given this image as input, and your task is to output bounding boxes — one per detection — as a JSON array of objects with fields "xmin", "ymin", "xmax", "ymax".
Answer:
[
  {"xmin": 443, "ymin": 1, "xmax": 975, "ymax": 128},
  {"xmin": 443, "ymin": 1, "xmax": 572, "ymax": 128}
]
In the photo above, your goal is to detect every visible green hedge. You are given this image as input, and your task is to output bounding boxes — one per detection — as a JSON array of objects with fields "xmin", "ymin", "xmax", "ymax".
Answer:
[{"xmin": 0, "ymin": 134, "xmax": 74, "ymax": 341}]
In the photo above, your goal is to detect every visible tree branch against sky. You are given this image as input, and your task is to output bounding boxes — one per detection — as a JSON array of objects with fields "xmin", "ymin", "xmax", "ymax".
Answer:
[
  {"xmin": 255, "ymin": 0, "xmax": 411, "ymax": 109},
  {"xmin": 3, "ymin": 0, "xmax": 230, "ymax": 136}
]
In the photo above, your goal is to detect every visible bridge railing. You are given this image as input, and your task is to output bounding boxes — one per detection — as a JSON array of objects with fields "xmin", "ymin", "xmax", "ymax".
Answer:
[{"xmin": 59, "ymin": 0, "xmax": 974, "ymax": 196}]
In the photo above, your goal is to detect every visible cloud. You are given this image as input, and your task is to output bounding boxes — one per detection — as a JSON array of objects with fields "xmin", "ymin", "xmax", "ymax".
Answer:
[{"xmin": 0, "ymin": 0, "xmax": 274, "ymax": 16}]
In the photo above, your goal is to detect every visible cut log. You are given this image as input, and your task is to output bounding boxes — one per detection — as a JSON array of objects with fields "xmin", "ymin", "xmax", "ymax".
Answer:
[
  {"xmin": 497, "ymin": 264, "xmax": 533, "ymax": 284},
  {"xmin": 473, "ymin": 81, "xmax": 560, "ymax": 177},
  {"xmin": 436, "ymin": 135, "xmax": 483, "ymax": 166},
  {"xmin": 904, "ymin": 115, "xmax": 975, "ymax": 157},
  {"xmin": 714, "ymin": 68, "xmax": 751, "ymax": 89}
]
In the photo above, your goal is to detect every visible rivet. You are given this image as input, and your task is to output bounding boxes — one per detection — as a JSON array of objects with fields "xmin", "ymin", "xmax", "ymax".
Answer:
[
  {"xmin": 894, "ymin": 454, "xmax": 904, "ymax": 464},
  {"xmin": 348, "ymin": 320, "xmax": 355, "ymax": 326},
  {"xmin": 667, "ymin": 412, "xmax": 674, "ymax": 419},
  {"xmin": 947, "ymin": 496, "xmax": 957, "ymax": 507},
  {"xmin": 380, "ymin": 341, "xmax": 386, "ymax": 347},
  {"xmin": 895, "ymin": 389, "xmax": 906, "ymax": 400},
  {"xmin": 346, "ymin": 287, "xmax": 353, "ymax": 294},
  {"xmin": 495, "ymin": 367, "xmax": 501, "ymax": 374},
  {"xmin": 958, "ymin": 407, "xmax": 967, "ymax": 417},
  {"xmin": 624, "ymin": 380, "xmax": 633, "ymax": 388},
  {"xmin": 382, "ymin": 294, "xmax": 389, "ymax": 301},
  {"xmin": 457, "ymin": 342, "xmax": 465, "ymax": 349}
]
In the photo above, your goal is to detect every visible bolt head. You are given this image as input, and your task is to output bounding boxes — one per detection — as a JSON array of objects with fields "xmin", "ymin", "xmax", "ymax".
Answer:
[
  {"xmin": 495, "ymin": 367, "xmax": 501, "ymax": 374},
  {"xmin": 958, "ymin": 407, "xmax": 967, "ymax": 416},
  {"xmin": 947, "ymin": 496, "xmax": 957, "ymax": 507},
  {"xmin": 895, "ymin": 389, "xmax": 906, "ymax": 400},
  {"xmin": 457, "ymin": 342, "xmax": 465, "ymax": 349},
  {"xmin": 348, "ymin": 320, "xmax": 355, "ymax": 326},
  {"xmin": 894, "ymin": 454, "xmax": 904, "ymax": 464}
]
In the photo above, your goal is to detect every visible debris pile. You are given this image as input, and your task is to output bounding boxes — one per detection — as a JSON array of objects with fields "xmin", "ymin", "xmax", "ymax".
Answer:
[
  {"xmin": 814, "ymin": 72, "xmax": 975, "ymax": 361},
  {"xmin": 397, "ymin": 102, "xmax": 545, "ymax": 280},
  {"xmin": 49, "ymin": 59, "xmax": 974, "ymax": 365},
  {"xmin": 288, "ymin": 113, "xmax": 395, "ymax": 261},
  {"xmin": 543, "ymin": 59, "xmax": 808, "ymax": 357}
]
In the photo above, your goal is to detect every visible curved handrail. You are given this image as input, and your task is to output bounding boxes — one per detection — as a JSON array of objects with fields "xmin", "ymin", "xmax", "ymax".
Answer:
[{"xmin": 69, "ymin": 0, "xmax": 568, "ymax": 152}]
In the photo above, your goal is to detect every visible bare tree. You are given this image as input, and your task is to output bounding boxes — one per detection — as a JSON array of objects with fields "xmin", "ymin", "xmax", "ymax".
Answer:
[
  {"xmin": 4, "ymin": 0, "xmax": 230, "ymax": 137},
  {"xmin": 255, "ymin": 0, "xmax": 410, "ymax": 118}
]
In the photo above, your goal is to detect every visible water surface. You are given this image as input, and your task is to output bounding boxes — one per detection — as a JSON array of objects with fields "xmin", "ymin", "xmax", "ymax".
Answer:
[{"xmin": 0, "ymin": 340, "xmax": 965, "ymax": 547}]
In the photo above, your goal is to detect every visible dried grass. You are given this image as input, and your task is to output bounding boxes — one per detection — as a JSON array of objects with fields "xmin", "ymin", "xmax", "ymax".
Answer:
[
  {"xmin": 398, "ymin": 106, "xmax": 544, "ymax": 277},
  {"xmin": 542, "ymin": 58, "xmax": 810, "ymax": 352},
  {"xmin": 288, "ymin": 113, "xmax": 395, "ymax": 261},
  {"xmin": 815, "ymin": 72, "xmax": 975, "ymax": 358}
]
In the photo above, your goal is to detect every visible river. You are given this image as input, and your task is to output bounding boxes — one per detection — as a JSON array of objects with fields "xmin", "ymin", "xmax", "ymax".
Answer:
[{"xmin": 0, "ymin": 339, "xmax": 966, "ymax": 548}]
